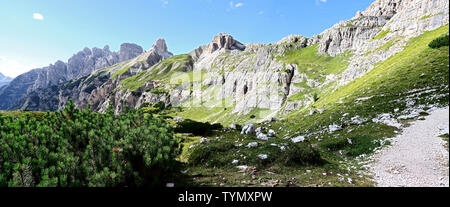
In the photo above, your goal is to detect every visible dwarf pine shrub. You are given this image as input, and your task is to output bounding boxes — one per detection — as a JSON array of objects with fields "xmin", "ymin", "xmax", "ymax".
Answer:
[
  {"xmin": 429, "ymin": 34, "xmax": 449, "ymax": 48},
  {"xmin": 0, "ymin": 100, "xmax": 181, "ymax": 187}
]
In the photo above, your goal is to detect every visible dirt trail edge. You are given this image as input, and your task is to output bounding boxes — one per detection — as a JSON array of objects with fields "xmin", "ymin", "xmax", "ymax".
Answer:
[{"xmin": 369, "ymin": 107, "xmax": 449, "ymax": 187}]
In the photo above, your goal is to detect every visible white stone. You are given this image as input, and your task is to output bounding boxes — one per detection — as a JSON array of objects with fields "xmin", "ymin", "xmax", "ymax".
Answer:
[
  {"xmin": 236, "ymin": 165, "xmax": 248, "ymax": 170},
  {"xmin": 247, "ymin": 142, "xmax": 258, "ymax": 148},
  {"xmin": 268, "ymin": 129, "xmax": 276, "ymax": 137},
  {"xmin": 347, "ymin": 138, "xmax": 353, "ymax": 145},
  {"xmin": 329, "ymin": 124, "xmax": 342, "ymax": 133},
  {"xmin": 258, "ymin": 154, "xmax": 268, "ymax": 160},
  {"xmin": 292, "ymin": 136, "xmax": 305, "ymax": 143},
  {"xmin": 256, "ymin": 133, "xmax": 269, "ymax": 141},
  {"xmin": 241, "ymin": 124, "xmax": 256, "ymax": 135}
]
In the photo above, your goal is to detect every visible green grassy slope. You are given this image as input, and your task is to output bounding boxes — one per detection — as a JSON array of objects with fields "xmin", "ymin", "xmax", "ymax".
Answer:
[
  {"xmin": 120, "ymin": 54, "xmax": 193, "ymax": 91},
  {"xmin": 272, "ymin": 24, "xmax": 449, "ymax": 154},
  {"xmin": 178, "ymin": 25, "xmax": 449, "ymax": 187},
  {"xmin": 278, "ymin": 44, "xmax": 352, "ymax": 102}
]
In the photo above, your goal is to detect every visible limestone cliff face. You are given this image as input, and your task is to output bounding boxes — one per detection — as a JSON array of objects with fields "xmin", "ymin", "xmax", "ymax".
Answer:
[
  {"xmin": 0, "ymin": 43, "xmax": 143, "ymax": 110},
  {"xmin": 312, "ymin": 0, "xmax": 448, "ymax": 57},
  {"xmin": 363, "ymin": 0, "xmax": 403, "ymax": 17},
  {"xmin": 11, "ymin": 0, "xmax": 449, "ymax": 124},
  {"xmin": 324, "ymin": 0, "xmax": 449, "ymax": 87}
]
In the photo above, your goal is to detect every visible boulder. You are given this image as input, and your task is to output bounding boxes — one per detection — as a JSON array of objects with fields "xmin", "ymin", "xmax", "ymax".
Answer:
[
  {"xmin": 256, "ymin": 133, "xmax": 269, "ymax": 141},
  {"xmin": 268, "ymin": 129, "xmax": 276, "ymax": 137},
  {"xmin": 241, "ymin": 124, "xmax": 256, "ymax": 135}
]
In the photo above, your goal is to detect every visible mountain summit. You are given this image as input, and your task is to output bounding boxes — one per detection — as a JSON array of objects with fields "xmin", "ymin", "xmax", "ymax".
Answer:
[
  {"xmin": 207, "ymin": 33, "xmax": 246, "ymax": 55},
  {"xmin": 150, "ymin": 38, "xmax": 173, "ymax": 59}
]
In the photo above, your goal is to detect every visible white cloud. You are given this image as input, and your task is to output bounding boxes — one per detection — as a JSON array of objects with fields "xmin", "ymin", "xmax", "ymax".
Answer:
[
  {"xmin": 0, "ymin": 57, "xmax": 38, "ymax": 78},
  {"xmin": 33, "ymin": 13, "xmax": 44, "ymax": 20},
  {"xmin": 235, "ymin": 2, "xmax": 244, "ymax": 7},
  {"xmin": 315, "ymin": 0, "xmax": 327, "ymax": 4},
  {"xmin": 228, "ymin": 1, "xmax": 244, "ymax": 11}
]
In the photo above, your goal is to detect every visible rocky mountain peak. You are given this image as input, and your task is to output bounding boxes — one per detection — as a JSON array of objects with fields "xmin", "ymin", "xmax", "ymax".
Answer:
[
  {"xmin": 82, "ymin": 47, "xmax": 92, "ymax": 55},
  {"xmin": 54, "ymin": 60, "xmax": 66, "ymax": 67},
  {"xmin": 207, "ymin": 33, "xmax": 246, "ymax": 54},
  {"xmin": 355, "ymin": 10, "xmax": 364, "ymax": 18},
  {"xmin": 118, "ymin": 43, "xmax": 144, "ymax": 62},
  {"xmin": 149, "ymin": 38, "xmax": 173, "ymax": 59},
  {"xmin": 103, "ymin": 45, "xmax": 111, "ymax": 52},
  {"xmin": 152, "ymin": 38, "xmax": 168, "ymax": 53}
]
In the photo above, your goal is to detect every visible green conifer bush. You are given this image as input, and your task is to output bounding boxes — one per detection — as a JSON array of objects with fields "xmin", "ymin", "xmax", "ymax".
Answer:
[
  {"xmin": 429, "ymin": 34, "xmax": 449, "ymax": 48},
  {"xmin": 0, "ymin": 100, "xmax": 181, "ymax": 187}
]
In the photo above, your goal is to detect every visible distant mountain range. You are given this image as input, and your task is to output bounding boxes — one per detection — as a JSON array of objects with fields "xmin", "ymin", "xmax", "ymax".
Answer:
[
  {"xmin": 0, "ymin": 72, "xmax": 12, "ymax": 88},
  {"xmin": 0, "ymin": 43, "xmax": 144, "ymax": 110}
]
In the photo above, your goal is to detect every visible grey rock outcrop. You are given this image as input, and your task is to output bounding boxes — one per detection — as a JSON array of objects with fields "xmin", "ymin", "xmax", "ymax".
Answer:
[
  {"xmin": 207, "ymin": 33, "xmax": 246, "ymax": 55},
  {"xmin": 311, "ymin": 0, "xmax": 448, "ymax": 57},
  {"xmin": 313, "ymin": 16, "xmax": 391, "ymax": 56},
  {"xmin": 362, "ymin": 0, "xmax": 403, "ymax": 17},
  {"xmin": 335, "ymin": 0, "xmax": 449, "ymax": 86},
  {"xmin": 118, "ymin": 43, "xmax": 144, "ymax": 62},
  {"xmin": 277, "ymin": 34, "xmax": 308, "ymax": 46}
]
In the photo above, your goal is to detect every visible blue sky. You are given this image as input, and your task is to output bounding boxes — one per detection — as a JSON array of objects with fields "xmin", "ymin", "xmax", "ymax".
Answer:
[{"xmin": 0, "ymin": 0, "xmax": 373, "ymax": 77}]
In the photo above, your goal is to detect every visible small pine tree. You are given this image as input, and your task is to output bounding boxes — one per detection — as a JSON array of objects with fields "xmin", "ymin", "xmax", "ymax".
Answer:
[
  {"xmin": 313, "ymin": 93, "xmax": 320, "ymax": 102},
  {"xmin": 429, "ymin": 34, "xmax": 449, "ymax": 48}
]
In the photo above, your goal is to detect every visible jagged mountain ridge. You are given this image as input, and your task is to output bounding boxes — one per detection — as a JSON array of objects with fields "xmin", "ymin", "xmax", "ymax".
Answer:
[
  {"xmin": 11, "ymin": 0, "xmax": 449, "ymax": 126},
  {"xmin": 10, "ymin": 39, "xmax": 174, "ymax": 111},
  {"xmin": 0, "ymin": 43, "xmax": 144, "ymax": 110}
]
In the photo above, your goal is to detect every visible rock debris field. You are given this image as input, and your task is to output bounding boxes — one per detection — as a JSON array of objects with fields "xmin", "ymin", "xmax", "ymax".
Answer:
[{"xmin": 369, "ymin": 107, "xmax": 449, "ymax": 187}]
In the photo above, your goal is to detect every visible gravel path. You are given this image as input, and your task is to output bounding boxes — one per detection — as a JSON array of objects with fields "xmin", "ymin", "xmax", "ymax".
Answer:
[{"xmin": 369, "ymin": 107, "xmax": 449, "ymax": 187}]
